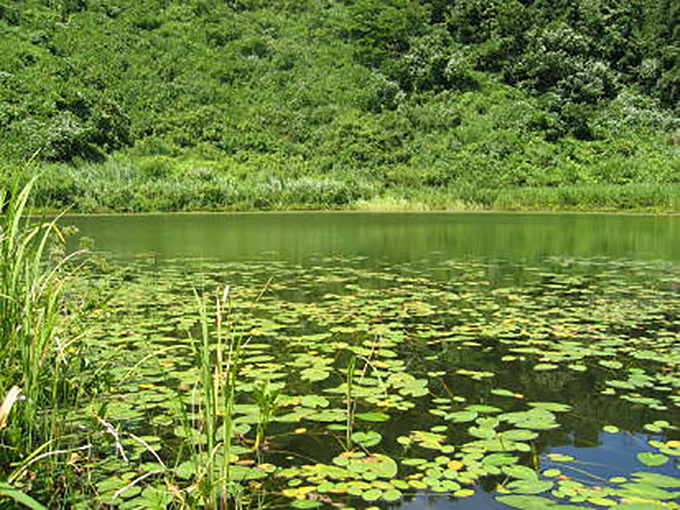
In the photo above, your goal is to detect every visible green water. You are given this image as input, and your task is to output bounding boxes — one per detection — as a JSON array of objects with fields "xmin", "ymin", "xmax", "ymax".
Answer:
[
  {"xmin": 63, "ymin": 212, "xmax": 680, "ymax": 509},
  {"xmin": 66, "ymin": 211, "xmax": 680, "ymax": 264}
]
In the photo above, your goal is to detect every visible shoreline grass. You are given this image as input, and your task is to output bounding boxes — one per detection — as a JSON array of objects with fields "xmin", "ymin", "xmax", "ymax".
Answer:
[
  {"xmin": 357, "ymin": 183, "xmax": 680, "ymax": 214},
  {"xmin": 2, "ymin": 152, "xmax": 678, "ymax": 215},
  {"xmin": 0, "ymin": 176, "xmax": 91, "ymax": 508},
  {"xmin": 24, "ymin": 182, "xmax": 680, "ymax": 216}
]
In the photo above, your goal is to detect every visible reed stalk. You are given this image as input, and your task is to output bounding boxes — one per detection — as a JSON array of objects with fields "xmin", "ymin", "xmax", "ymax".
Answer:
[
  {"xmin": 188, "ymin": 284, "xmax": 243, "ymax": 509},
  {"xmin": 0, "ymin": 175, "xmax": 86, "ymax": 508},
  {"xmin": 345, "ymin": 356, "xmax": 357, "ymax": 451},
  {"xmin": 0, "ymin": 176, "xmax": 77, "ymax": 450}
]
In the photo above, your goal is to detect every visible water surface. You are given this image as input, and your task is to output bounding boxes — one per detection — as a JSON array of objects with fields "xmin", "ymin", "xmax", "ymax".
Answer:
[
  {"xmin": 65, "ymin": 211, "xmax": 680, "ymax": 264},
  {"xmin": 65, "ymin": 212, "xmax": 680, "ymax": 509}
]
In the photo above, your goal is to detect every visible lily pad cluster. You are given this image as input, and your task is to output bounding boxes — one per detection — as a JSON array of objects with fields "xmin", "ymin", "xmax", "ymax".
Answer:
[{"xmin": 59, "ymin": 254, "xmax": 680, "ymax": 509}]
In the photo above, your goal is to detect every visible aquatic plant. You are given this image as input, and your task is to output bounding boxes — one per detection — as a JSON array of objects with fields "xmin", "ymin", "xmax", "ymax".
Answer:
[
  {"xmin": 345, "ymin": 355, "xmax": 357, "ymax": 451},
  {"xmin": 184, "ymin": 284, "xmax": 243, "ymax": 508},
  {"xmin": 0, "ymin": 175, "xmax": 100, "ymax": 510},
  {"xmin": 253, "ymin": 381, "xmax": 281, "ymax": 453},
  {"xmin": 169, "ymin": 281, "xmax": 276, "ymax": 508},
  {"xmin": 34, "ymin": 248, "xmax": 680, "ymax": 508},
  {"xmin": 0, "ymin": 176, "xmax": 83, "ymax": 452}
]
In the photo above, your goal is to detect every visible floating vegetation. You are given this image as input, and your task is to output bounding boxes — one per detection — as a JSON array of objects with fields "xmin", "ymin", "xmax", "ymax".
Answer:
[{"xmin": 54, "ymin": 254, "xmax": 680, "ymax": 508}]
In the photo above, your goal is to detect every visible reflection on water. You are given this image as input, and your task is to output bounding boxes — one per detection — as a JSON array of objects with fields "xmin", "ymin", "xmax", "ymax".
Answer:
[{"xmin": 64, "ymin": 211, "xmax": 680, "ymax": 264}]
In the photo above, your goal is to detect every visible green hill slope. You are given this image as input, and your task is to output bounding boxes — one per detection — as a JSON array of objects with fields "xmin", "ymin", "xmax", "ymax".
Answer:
[{"xmin": 1, "ymin": 0, "xmax": 678, "ymax": 212}]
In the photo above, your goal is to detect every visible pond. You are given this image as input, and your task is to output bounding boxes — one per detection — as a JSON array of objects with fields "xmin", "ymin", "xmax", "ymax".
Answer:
[{"xmin": 65, "ymin": 212, "xmax": 680, "ymax": 509}]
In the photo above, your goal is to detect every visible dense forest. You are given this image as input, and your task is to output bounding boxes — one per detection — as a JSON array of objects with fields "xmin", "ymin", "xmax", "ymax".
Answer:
[{"xmin": 0, "ymin": 0, "xmax": 678, "ymax": 211}]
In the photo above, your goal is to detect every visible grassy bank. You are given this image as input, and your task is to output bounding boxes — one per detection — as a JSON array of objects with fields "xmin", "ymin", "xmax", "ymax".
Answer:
[
  {"xmin": 9, "ymin": 157, "xmax": 680, "ymax": 214},
  {"xmin": 358, "ymin": 183, "xmax": 680, "ymax": 213}
]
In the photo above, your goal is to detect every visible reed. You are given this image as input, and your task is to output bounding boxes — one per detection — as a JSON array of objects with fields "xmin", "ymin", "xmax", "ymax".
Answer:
[
  {"xmin": 176, "ymin": 279, "xmax": 278, "ymax": 508},
  {"xmin": 0, "ymin": 176, "xmax": 80, "ymax": 451},
  {"xmin": 345, "ymin": 356, "xmax": 357, "ymax": 451},
  {"xmin": 253, "ymin": 381, "xmax": 280, "ymax": 454},
  {"xmin": 0, "ymin": 175, "xmax": 89, "ymax": 510},
  {"xmin": 180, "ymin": 284, "xmax": 245, "ymax": 508}
]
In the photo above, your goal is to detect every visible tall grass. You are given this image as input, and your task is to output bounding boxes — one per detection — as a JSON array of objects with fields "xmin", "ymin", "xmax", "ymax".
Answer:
[
  {"xmin": 358, "ymin": 184, "xmax": 680, "ymax": 213},
  {"xmin": 0, "ymin": 176, "xmax": 82, "ymax": 458},
  {"xmin": 25, "ymin": 158, "xmax": 680, "ymax": 214},
  {"xmin": 491, "ymin": 184, "xmax": 680, "ymax": 212},
  {"xmin": 27, "ymin": 160, "xmax": 378, "ymax": 213},
  {"xmin": 179, "ymin": 285, "xmax": 244, "ymax": 509},
  {"xmin": 178, "ymin": 280, "xmax": 276, "ymax": 509}
]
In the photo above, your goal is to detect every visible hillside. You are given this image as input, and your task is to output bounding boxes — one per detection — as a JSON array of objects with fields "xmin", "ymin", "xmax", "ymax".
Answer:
[{"xmin": 1, "ymin": 0, "xmax": 679, "ymax": 212}]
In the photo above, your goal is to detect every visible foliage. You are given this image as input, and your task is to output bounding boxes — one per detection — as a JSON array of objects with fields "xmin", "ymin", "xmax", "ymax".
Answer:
[
  {"xmin": 58, "ymin": 251, "xmax": 680, "ymax": 508},
  {"xmin": 0, "ymin": 177, "xmax": 75, "ymax": 446},
  {"xmin": 0, "ymin": 176, "xmax": 98, "ymax": 508},
  {"xmin": 0, "ymin": 0, "xmax": 678, "ymax": 211}
]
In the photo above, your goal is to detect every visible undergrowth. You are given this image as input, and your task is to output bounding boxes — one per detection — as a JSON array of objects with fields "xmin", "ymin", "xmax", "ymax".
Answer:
[{"xmin": 0, "ymin": 176, "xmax": 89, "ymax": 507}]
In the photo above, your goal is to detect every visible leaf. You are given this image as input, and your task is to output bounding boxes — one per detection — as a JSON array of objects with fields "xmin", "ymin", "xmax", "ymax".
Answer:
[
  {"xmin": 355, "ymin": 412, "xmax": 389, "ymax": 422},
  {"xmin": 344, "ymin": 454, "xmax": 398, "ymax": 479},
  {"xmin": 618, "ymin": 482, "xmax": 679, "ymax": 501},
  {"xmin": 465, "ymin": 405, "xmax": 502, "ymax": 414},
  {"xmin": 516, "ymin": 420, "xmax": 559, "ymax": 431},
  {"xmin": 632, "ymin": 472, "xmax": 680, "ymax": 489},
  {"xmin": 307, "ymin": 409, "xmax": 345, "ymax": 422},
  {"xmin": 497, "ymin": 495, "xmax": 556, "ymax": 508},
  {"xmin": 351, "ymin": 431, "xmax": 382, "ymax": 447},
  {"xmin": 362, "ymin": 488, "xmax": 382, "ymax": 501},
  {"xmin": 382, "ymin": 488, "xmax": 402, "ymax": 501},
  {"xmin": 468, "ymin": 426, "xmax": 496, "ymax": 439},
  {"xmin": 636, "ymin": 452, "xmax": 668, "ymax": 467},
  {"xmin": 547, "ymin": 453, "xmax": 574, "ymax": 462},
  {"xmin": 501, "ymin": 429, "xmax": 538, "ymax": 441},
  {"xmin": 506, "ymin": 479, "xmax": 554, "ymax": 494},
  {"xmin": 567, "ymin": 364, "xmax": 587, "ymax": 372},
  {"xmin": 139, "ymin": 485, "xmax": 172, "ymax": 509},
  {"xmin": 291, "ymin": 500, "xmax": 322, "ymax": 509},
  {"xmin": 599, "ymin": 360, "xmax": 623, "ymax": 369},
  {"xmin": 300, "ymin": 395, "xmax": 329, "ymax": 408},
  {"xmin": 447, "ymin": 411, "xmax": 478, "ymax": 423},
  {"xmin": 491, "ymin": 389, "xmax": 518, "ymax": 398},
  {"xmin": 0, "ymin": 488, "xmax": 48, "ymax": 510},
  {"xmin": 528, "ymin": 402, "xmax": 571, "ymax": 413},
  {"xmin": 609, "ymin": 503, "xmax": 670, "ymax": 509},
  {"xmin": 398, "ymin": 379, "xmax": 429, "ymax": 397},
  {"xmin": 300, "ymin": 367, "xmax": 330, "ymax": 382},
  {"xmin": 455, "ymin": 488, "xmax": 475, "ymax": 497},
  {"xmin": 503, "ymin": 465, "xmax": 539, "ymax": 482},
  {"xmin": 533, "ymin": 363, "xmax": 558, "ymax": 371},
  {"xmin": 482, "ymin": 453, "xmax": 517, "ymax": 466},
  {"xmin": 447, "ymin": 460, "xmax": 465, "ymax": 470},
  {"xmin": 174, "ymin": 461, "xmax": 196, "ymax": 480}
]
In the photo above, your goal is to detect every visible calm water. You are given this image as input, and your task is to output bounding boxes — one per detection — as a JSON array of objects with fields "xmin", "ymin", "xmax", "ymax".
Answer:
[
  {"xmin": 64, "ymin": 211, "xmax": 680, "ymax": 264},
  {"xmin": 63, "ymin": 212, "xmax": 680, "ymax": 509}
]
